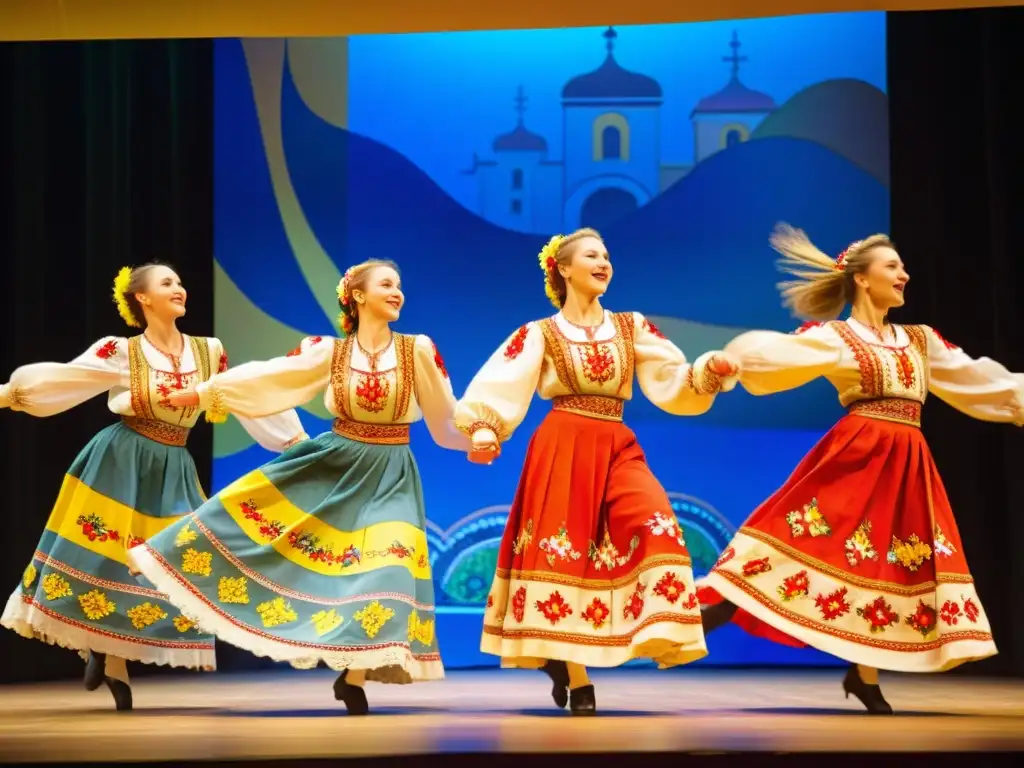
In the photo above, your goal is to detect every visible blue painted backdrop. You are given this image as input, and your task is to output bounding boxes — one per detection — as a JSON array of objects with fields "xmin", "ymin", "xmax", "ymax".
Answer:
[{"xmin": 213, "ymin": 13, "xmax": 888, "ymax": 668}]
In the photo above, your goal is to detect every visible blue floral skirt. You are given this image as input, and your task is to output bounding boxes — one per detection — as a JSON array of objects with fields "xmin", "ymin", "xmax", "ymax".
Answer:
[{"xmin": 131, "ymin": 429, "xmax": 443, "ymax": 683}]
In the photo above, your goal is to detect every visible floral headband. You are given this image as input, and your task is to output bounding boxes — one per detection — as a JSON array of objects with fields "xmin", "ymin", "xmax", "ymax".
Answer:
[
  {"xmin": 538, "ymin": 235, "xmax": 565, "ymax": 309},
  {"xmin": 336, "ymin": 267, "xmax": 356, "ymax": 335},
  {"xmin": 112, "ymin": 266, "xmax": 141, "ymax": 328}
]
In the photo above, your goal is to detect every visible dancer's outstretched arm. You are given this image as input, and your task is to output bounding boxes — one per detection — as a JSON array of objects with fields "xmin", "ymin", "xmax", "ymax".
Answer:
[
  {"xmin": 0, "ymin": 337, "xmax": 125, "ymax": 417},
  {"xmin": 919, "ymin": 326, "xmax": 1024, "ymax": 425},
  {"xmin": 632, "ymin": 312, "xmax": 739, "ymax": 415}
]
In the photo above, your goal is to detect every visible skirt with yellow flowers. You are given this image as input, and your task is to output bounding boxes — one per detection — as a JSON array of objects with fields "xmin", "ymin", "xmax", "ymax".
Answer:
[
  {"xmin": 2, "ymin": 419, "xmax": 217, "ymax": 668},
  {"xmin": 130, "ymin": 425, "xmax": 443, "ymax": 683}
]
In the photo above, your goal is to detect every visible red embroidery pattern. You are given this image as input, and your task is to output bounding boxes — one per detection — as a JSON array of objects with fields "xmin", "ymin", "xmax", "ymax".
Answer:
[
  {"xmin": 777, "ymin": 571, "xmax": 810, "ymax": 602},
  {"xmin": 76, "ymin": 514, "xmax": 122, "ymax": 544},
  {"xmin": 354, "ymin": 373, "xmax": 390, "ymax": 413},
  {"xmin": 904, "ymin": 600, "xmax": 937, "ymax": 637},
  {"xmin": 95, "ymin": 339, "xmax": 119, "ymax": 359},
  {"xmin": 535, "ymin": 591, "xmax": 573, "ymax": 625},
  {"xmin": 814, "ymin": 587, "xmax": 851, "ymax": 621},
  {"xmin": 940, "ymin": 600, "xmax": 962, "ymax": 626},
  {"xmin": 715, "ymin": 547, "xmax": 736, "ymax": 569},
  {"xmin": 432, "ymin": 341, "xmax": 449, "ymax": 379},
  {"xmin": 218, "ymin": 350, "xmax": 229, "ymax": 373},
  {"xmin": 287, "ymin": 336, "xmax": 323, "ymax": 358},
  {"xmin": 504, "ymin": 326, "xmax": 530, "ymax": 361},
  {"xmin": 793, "ymin": 321, "xmax": 824, "ymax": 335},
  {"xmin": 742, "ymin": 557, "xmax": 772, "ymax": 577},
  {"xmin": 622, "ymin": 583, "xmax": 646, "ymax": 620},
  {"xmin": 856, "ymin": 596, "xmax": 899, "ymax": 633},
  {"xmin": 653, "ymin": 572, "xmax": 686, "ymax": 604},
  {"xmin": 894, "ymin": 348, "xmax": 916, "ymax": 389},
  {"xmin": 581, "ymin": 597, "xmax": 610, "ymax": 629},
  {"xmin": 486, "ymin": 594, "xmax": 494, "ymax": 609},
  {"xmin": 643, "ymin": 318, "xmax": 667, "ymax": 339},
  {"xmin": 579, "ymin": 343, "xmax": 616, "ymax": 384},
  {"xmin": 239, "ymin": 499, "xmax": 362, "ymax": 568},
  {"xmin": 963, "ymin": 597, "xmax": 980, "ymax": 623},
  {"xmin": 511, "ymin": 587, "xmax": 527, "ymax": 622}
]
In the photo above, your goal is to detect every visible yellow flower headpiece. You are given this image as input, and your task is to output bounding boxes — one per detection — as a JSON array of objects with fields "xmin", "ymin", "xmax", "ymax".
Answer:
[
  {"xmin": 538, "ymin": 235, "xmax": 565, "ymax": 309},
  {"xmin": 336, "ymin": 267, "xmax": 356, "ymax": 336},
  {"xmin": 112, "ymin": 266, "xmax": 140, "ymax": 328}
]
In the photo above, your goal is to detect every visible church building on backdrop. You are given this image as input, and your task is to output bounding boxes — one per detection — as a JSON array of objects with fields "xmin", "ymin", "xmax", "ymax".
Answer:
[{"xmin": 464, "ymin": 27, "xmax": 777, "ymax": 233}]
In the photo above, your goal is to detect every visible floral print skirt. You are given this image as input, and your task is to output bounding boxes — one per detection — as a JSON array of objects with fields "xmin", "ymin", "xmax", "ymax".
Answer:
[
  {"xmin": 696, "ymin": 411, "xmax": 997, "ymax": 672},
  {"xmin": 2, "ymin": 420, "xmax": 215, "ymax": 668},
  {"xmin": 481, "ymin": 410, "xmax": 707, "ymax": 669},
  {"xmin": 130, "ymin": 430, "xmax": 442, "ymax": 683}
]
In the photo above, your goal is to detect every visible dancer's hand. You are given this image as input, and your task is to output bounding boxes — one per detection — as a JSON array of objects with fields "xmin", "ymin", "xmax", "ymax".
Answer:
[
  {"xmin": 167, "ymin": 390, "xmax": 200, "ymax": 408},
  {"xmin": 469, "ymin": 428, "xmax": 500, "ymax": 465},
  {"xmin": 708, "ymin": 354, "xmax": 738, "ymax": 378}
]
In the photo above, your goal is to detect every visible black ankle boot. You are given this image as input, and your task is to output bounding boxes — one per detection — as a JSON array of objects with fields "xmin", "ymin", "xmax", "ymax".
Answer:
[
  {"xmin": 569, "ymin": 684, "xmax": 596, "ymax": 716},
  {"xmin": 84, "ymin": 651, "xmax": 106, "ymax": 691},
  {"xmin": 842, "ymin": 666, "xmax": 893, "ymax": 714},
  {"xmin": 104, "ymin": 677, "xmax": 133, "ymax": 711},
  {"xmin": 541, "ymin": 660, "xmax": 569, "ymax": 708},
  {"xmin": 332, "ymin": 670, "xmax": 369, "ymax": 715},
  {"xmin": 700, "ymin": 601, "xmax": 738, "ymax": 634}
]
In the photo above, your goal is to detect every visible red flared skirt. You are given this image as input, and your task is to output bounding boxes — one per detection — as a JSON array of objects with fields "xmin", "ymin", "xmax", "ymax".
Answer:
[
  {"xmin": 697, "ymin": 406, "xmax": 996, "ymax": 672},
  {"xmin": 481, "ymin": 409, "xmax": 706, "ymax": 668}
]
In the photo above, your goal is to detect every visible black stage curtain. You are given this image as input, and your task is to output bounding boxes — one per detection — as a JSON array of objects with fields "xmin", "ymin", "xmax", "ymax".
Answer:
[
  {"xmin": 888, "ymin": 6, "xmax": 1024, "ymax": 677},
  {"xmin": 0, "ymin": 40, "xmax": 214, "ymax": 684}
]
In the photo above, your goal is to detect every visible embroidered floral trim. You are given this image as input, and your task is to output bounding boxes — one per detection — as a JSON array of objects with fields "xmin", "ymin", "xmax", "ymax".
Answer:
[
  {"xmin": 904, "ymin": 600, "xmax": 937, "ymax": 637},
  {"xmin": 536, "ymin": 591, "xmax": 573, "ymax": 625},
  {"xmin": 408, "ymin": 611, "xmax": 435, "ymax": 645},
  {"xmin": 814, "ymin": 587, "xmax": 851, "ymax": 621},
  {"xmin": 777, "ymin": 571, "xmax": 811, "ymax": 602},
  {"xmin": 887, "ymin": 534, "xmax": 932, "ymax": 572},
  {"xmin": 539, "ymin": 523, "xmax": 582, "ymax": 566},
  {"xmin": 785, "ymin": 498, "xmax": 831, "ymax": 538},
  {"xmin": 95, "ymin": 339, "xmax": 119, "ymax": 359},
  {"xmin": 312, "ymin": 609, "xmax": 344, "ymax": 636},
  {"xmin": 432, "ymin": 341, "xmax": 449, "ymax": 379},
  {"xmin": 354, "ymin": 600, "xmax": 395, "ymax": 638},
  {"xmin": 588, "ymin": 531, "xmax": 640, "ymax": 571},
  {"xmin": 127, "ymin": 602, "xmax": 168, "ymax": 629},
  {"xmin": 42, "ymin": 573, "xmax": 73, "ymax": 601},
  {"xmin": 934, "ymin": 525, "xmax": 958, "ymax": 558},
  {"xmin": 581, "ymin": 597, "xmax": 611, "ymax": 629},
  {"xmin": 218, "ymin": 576, "xmax": 249, "ymax": 604},
  {"xmin": 512, "ymin": 519, "xmax": 534, "ymax": 555},
  {"xmin": 643, "ymin": 317, "xmax": 667, "ymax": 339},
  {"xmin": 644, "ymin": 511, "xmax": 686, "ymax": 547},
  {"xmin": 504, "ymin": 325, "xmax": 531, "ymax": 361},
  {"xmin": 79, "ymin": 589, "xmax": 117, "ymax": 621},
  {"xmin": 257, "ymin": 596, "xmax": 298, "ymax": 628},
  {"xmin": 182, "ymin": 549, "xmax": 213, "ymax": 577},
  {"xmin": 845, "ymin": 521, "xmax": 878, "ymax": 567},
  {"xmin": 856, "ymin": 595, "xmax": 899, "ymax": 633}
]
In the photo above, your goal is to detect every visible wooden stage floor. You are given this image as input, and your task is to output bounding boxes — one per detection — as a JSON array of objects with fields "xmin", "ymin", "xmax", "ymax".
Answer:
[{"xmin": 1, "ymin": 668, "xmax": 1023, "ymax": 765}]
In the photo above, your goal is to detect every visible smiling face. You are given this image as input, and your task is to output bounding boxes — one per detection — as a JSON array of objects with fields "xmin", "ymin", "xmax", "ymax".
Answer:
[
  {"xmin": 852, "ymin": 245, "xmax": 909, "ymax": 310},
  {"xmin": 133, "ymin": 265, "xmax": 187, "ymax": 323},
  {"xmin": 558, "ymin": 234, "xmax": 613, "ymax": 301},
  {"xmin": 353, "ymin": 265, "xmax": 404, "ymax": 324}
]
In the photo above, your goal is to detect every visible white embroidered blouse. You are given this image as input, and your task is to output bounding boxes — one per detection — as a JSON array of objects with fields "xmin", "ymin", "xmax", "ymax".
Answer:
[
  {"xmin": 454, "ymin": 310, "xmax": 737, "ymax": 442},
  {"xmin": 193, "ymin": 333, "xmax": 469, "ymax": 450},
  {"xmin": 725, "ymin": 318, "xmax": 1024, "ymax": 425},
  {"xmin": 0, "ymin": 335, "xmax": 306, "ymax": 451}
]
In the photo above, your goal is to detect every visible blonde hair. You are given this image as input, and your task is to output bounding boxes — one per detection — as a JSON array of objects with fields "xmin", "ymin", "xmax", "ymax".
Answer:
[
  {"xmin": 772, "ymin": 223, "xmax": 894, "ymax": 321},
  {"xmin": 539, "ymin": 227, "xmax": 603, "ymax": 308},
  {"xmin": 336, "ymin": 259, "xmax": 399, "ymax": 335},
  {"xmin": 112, "ymin": 263, "xmax": 173, "ymax": 328}
]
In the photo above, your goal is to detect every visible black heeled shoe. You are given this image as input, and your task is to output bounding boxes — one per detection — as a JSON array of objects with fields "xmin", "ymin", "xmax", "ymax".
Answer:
[
  {"xmin": 842, "ymin": 666, "xmax": 893, "ymax": 714},
  {"xmin": 700, "ymin": 601, "xmax": 738, "ymax": 635},
  {"xmin": 541, "ymin": 660, "xmax": 569, "ymax": 708},
  {"xmin": 84, "ymin": 651, "xmax": 106, "ymax": 691},
  {"xmin": 332, "ymin": 670, "xmax": 369, "ymax": 715},
  {"xmin": 104, "ymin": 677, "xmax": 133, "ymax": 711},
  {"xmin": 569, "ymin": 684, "xmax": 596, "ymax": 716}
]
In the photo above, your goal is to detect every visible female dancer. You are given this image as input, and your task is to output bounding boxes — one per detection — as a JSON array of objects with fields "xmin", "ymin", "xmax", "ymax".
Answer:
[
  {"xmin": 0, "ymin": 264, "xmax": 306, "ymax": 710},
  {"xmin": 130, "ymin": 260, "xmax": 466, "ymax": 715},
  {"xmin": 697, "ymin": 224, "xmax": 1021, "ymax": 713},
  {"xmin": 457, "ymin": 228, "xmax": 738, "ymax": 716}
]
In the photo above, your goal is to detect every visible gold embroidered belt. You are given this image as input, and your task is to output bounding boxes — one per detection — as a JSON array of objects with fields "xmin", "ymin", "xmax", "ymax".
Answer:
[
  {"xmin": 332, "ymin": 418, "xmax": 410, "ymax": 445},
  {"xmin": 121, "ymin": 416, "xmax": 191, "ymax": 446},
  {"xmin": 551, "ymin": 394, "xmax": 625, "ymax": 422},
  {"xmin": 847, "ymin": 398, "xmax": 922, "ymax": 428}
]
